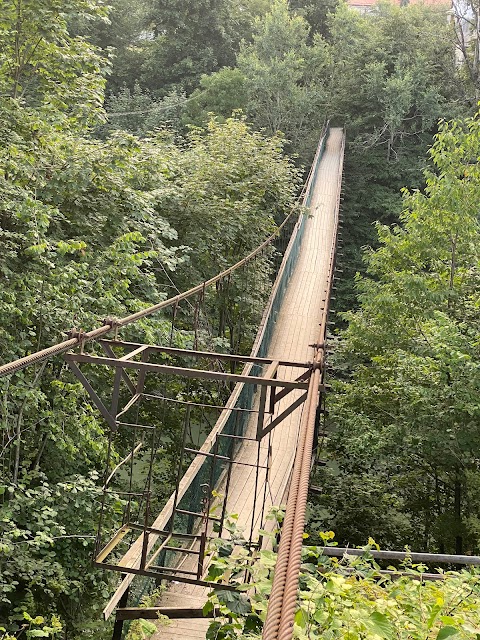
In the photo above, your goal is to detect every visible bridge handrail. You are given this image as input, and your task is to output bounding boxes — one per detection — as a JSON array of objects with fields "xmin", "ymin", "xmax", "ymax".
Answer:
[{"xmin": 103, "ymin": 123, "xmax": 331, "ymax": 618}]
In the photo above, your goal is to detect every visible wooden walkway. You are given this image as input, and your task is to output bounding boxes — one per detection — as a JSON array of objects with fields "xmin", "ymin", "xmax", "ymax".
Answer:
[{"xmin": 152, "ymin": 128, "xmax": 344, "ymax": 640}]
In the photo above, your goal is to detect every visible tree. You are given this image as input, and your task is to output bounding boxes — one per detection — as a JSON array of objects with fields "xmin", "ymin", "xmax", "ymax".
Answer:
[
  {"xmin": 312, "ymin": 113, "xmax": 480, "ymax": 553},
  {"xmin": 0, "ymin": 0, "xmax": 107, "ymax": 123},
  {"xmin": 290, "ymin": 0, "xmax": 340, "ymax": 39},
  {"xmin": 139, "ymin": 0, "xmax": 237, "ymax": 95},
  {"xmin": 101, "ymin": 83, "xmax": 188, "ymax": 137},
  {"xmin": 183, "ymin": 68, "xmax": 249, "ymax": 127},
  {"xmin": 72, "ymin": 0, "xmax": 150, "ymax": 95},
  {"xmin": 324, "ymin": 1, "xmax": 465, "ymax": 314},
  {"xmin": 237, "ymin": 0, "xmax": 330, "ymax": 163},
  {"xmin": 451, "ymin": 0, "xmax": 480, "ymax": 103},
  {"xmin": 160, "ymin": 115, "xmax": 301, "ymax": 281}
]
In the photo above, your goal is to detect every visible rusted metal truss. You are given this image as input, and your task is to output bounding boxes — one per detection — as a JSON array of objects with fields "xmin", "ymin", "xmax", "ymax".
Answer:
[
  {"xmin": 64, "ymin": 339, "xmax": 316, "ymax": 589},
  {"xmin": 65, "ymin": 339, "xmax": 315, "ymax": 440}
]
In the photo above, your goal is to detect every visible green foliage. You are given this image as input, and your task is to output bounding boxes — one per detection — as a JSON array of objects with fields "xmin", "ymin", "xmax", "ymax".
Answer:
[
  {"xmin": 139, "ymin": 0, "xmax": 238, "ymax": 95},
  {"xmin": 163, "ymin": 115, "xmax": 301, "ymax": 280},
  {"xmin": 289, "ymin": 0, "xmax": 339, "ymax": 39},
  {"xmin": 0, "ymin": 474, "xmax": 117, "ymax": 637},
  {"xmin": 73, "ymin": 0, "xmax": 149, "ymax": 95},
  {"xmin": 312, "ymin": 112, "xmax": 480, "ymax": 553},
  {"xmin": 327, "ymin": 3, "xmax": 461, "ymax": 141},
  {"xmin": 101, "ymin": 83, "xmax": 188, "ymax": 137},
  {"xmin": 325, "ymin": 1, "xmax": 467, "ymax": 313},
  {"xmin": 237, "ymin": 0, "xmax": 329, "ymax": 163},
  {"xmin": 183, "ymin": 69, "xmax": 249, "ymax": 128},
  {"xmin": 1, "ymin": 612, "xmax": 63, "ymax": 639},
  {"xmin": 125, "ymin": 587, "xmax": 169, "ymax": 640},
  {"xmin": 0, "ymin": 0, "xmax": 108, "ymax": 124},
  {"xmin": 204, "ymin": 523, "xmax": 480, "ymax": 639}
]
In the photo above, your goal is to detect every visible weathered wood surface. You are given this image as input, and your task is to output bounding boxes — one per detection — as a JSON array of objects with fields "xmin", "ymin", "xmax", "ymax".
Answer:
[{"xmin": 150, "ymin": 128, "xmax": 344, "ymax": 640}]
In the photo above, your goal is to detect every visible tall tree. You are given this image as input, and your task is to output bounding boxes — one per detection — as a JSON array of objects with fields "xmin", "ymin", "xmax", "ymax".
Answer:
[
  {"xmin": 324, "ymin": 2, "xmax": 465, "ymax": 314},
  {"xmin": 0, "ymin": 0, "xmax": 107, "ymax": 123},
  {"xmin": 139, "ymin": 0, "xmax": 236, "ymax": 95},
  {"xmin": 237, "ymin": 0, "xmax": 330, "ymax": 162},
  {"xmin": 311, "ymin": 113, "xmax": 480, "ymax": 553},
  {"xmin": 290, "ymin": 0, "xmax": 339, "ymax": 39}
]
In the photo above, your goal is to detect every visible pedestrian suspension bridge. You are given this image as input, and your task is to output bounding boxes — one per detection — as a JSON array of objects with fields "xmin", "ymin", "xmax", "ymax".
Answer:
[{"xmin": 0, "ymin": 125, "xmax": 346, "ymax": 640}]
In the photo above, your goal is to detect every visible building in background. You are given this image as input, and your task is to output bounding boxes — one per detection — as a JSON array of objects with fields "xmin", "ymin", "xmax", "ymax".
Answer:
[{"xmin": 346, "ymin": 0, "xmax": 450, "ymax": 14}]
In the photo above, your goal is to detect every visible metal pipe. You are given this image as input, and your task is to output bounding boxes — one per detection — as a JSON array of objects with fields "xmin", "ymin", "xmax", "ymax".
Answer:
[{"xmin": 321, "ymin": 547, "xmax": 480, "ymax": 566}]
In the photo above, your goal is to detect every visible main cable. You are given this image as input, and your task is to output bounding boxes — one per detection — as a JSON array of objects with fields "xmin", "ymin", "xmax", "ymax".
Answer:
[{"xmin": 0, "ymin": 123, "xmax": 329, "ymax": 380}]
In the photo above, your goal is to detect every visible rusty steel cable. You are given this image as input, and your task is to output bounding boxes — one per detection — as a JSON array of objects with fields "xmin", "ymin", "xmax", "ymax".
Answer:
[
  {"xmin": 262, "ymin": 130, "xmax": 345, "ymax": 640},
  {"xmin": 0, "ymin": 208, "xmax": 294, "ymax": 379},
  {"xmin": 0, "ymin": 124, "xmax": 329, "ymax": 381},
  {"xmin": 261, "ymin": 371, "xmax": 318, "ymax": 639}
]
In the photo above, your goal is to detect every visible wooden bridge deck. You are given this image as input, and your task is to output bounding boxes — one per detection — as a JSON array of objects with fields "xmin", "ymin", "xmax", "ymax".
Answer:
[{"xmin": 152, "ymin": 127, "xmax": 344, "ymax": 639}]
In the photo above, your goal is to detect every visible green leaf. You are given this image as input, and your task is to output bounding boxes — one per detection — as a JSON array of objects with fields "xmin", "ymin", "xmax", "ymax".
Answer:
[
  {"xmin": 203, "ymin": 600, "xmax": 214, "ymax": 616},
  {"xmin": 244, "ymin": 614, "xmax": 263, "ymax": 632},
  {"xmin": 139, "ymin": 619, "xmax": 157, "ymax": 635},
  {"xmin": 216, "ymin": 590, "xmax": 251, "ymax": 615},
  {"xmin": 437, "ymin": 627, "xmax": 460, "ymax": 640},
  {"xmin": 206, "ymin": 621, "xmax": 222, "ymax": 640},
  {"xmin": 206, "ymin": 564, "xmax": 225, "ymax": 581},
  {"xmin": 295, "ymin": 609, "xmax": 308, "ymax": 629},
  {"xmin": 369, "ymin": 612, "xmax": 394, "ymax": 639}
]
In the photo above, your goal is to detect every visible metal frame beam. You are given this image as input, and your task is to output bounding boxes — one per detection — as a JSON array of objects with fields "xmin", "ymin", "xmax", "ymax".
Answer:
[
  {"xmin": 65, "ymin": 353, "xmax": 310, "ymax": 390},
  {"xmin": 99, "ymin": 339, "xmax": 311, "ymax": 369},
  {"xmin": 96, "ymin": 561, "xmax": 237, "ymax": 590},
  {"xmin": 115, "ymin": 607, "xmax": 215, "ymax": 621}
]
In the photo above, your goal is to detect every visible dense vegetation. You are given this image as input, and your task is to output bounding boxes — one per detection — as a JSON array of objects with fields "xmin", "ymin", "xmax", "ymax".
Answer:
[
  {"xmin": 1, "ymin": 0, "xmax": 480, "ymax": 637},
  {"xmin": 312, "ymin": 115, "xmax": 480, "ymax": 554},
  {"xmin": 204, "ymin": 518, "xmax": 480, "ymax": 639}
]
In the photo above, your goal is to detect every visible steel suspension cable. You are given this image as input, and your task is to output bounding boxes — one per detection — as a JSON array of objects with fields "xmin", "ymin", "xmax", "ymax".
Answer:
[{"xmin": 0, "ymin": 123, "xmax": 330, "ymax": 380}]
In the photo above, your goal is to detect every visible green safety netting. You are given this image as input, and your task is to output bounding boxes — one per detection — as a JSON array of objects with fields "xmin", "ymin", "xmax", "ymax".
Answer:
[{"xmin": 161, "ymin": 128, "xmax": 330, "ymax": 558}]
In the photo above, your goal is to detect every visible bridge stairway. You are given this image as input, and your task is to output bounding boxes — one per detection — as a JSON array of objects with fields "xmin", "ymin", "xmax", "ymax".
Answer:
[{"xmin": 152, "ymin": 127, "xmax": 345, "ymax": 640}]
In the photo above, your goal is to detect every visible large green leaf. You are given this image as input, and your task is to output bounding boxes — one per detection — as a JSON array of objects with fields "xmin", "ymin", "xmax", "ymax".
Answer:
[
  {"xmin": 436, "ymin": 627, "xmax": 460, "ymax": 640},
  {"xmin": 369, "ymin": 611, "xmax": 394, "ymax": 639}
]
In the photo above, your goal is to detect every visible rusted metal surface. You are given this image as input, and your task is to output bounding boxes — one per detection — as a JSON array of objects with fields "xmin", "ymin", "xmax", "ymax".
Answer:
[
  {"xmin": 65, "ymin": 352, "xmax": 311, "ymax": 390},
  {"xmin": 75, "ymin": 339, "xmax": 311, "ymax": 592},
  {"xmin": 99, "ymin": 340, "xmax": 312, "ymax": 369}
]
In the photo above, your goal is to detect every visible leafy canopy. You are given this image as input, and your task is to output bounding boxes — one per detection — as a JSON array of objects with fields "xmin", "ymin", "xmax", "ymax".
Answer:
[{"xmin": 312, "ymin": 112, "xmax": 480, "ymax": 553}]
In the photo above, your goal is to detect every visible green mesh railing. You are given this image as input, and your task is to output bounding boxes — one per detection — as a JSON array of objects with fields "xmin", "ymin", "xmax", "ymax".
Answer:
[
  {"xmin": 112, "ymin": 127, "xmax": 331, "ymax": 616},
  {"xmin": 168, "ymin": 126, "xmax": 330, "ymax": 543}
]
